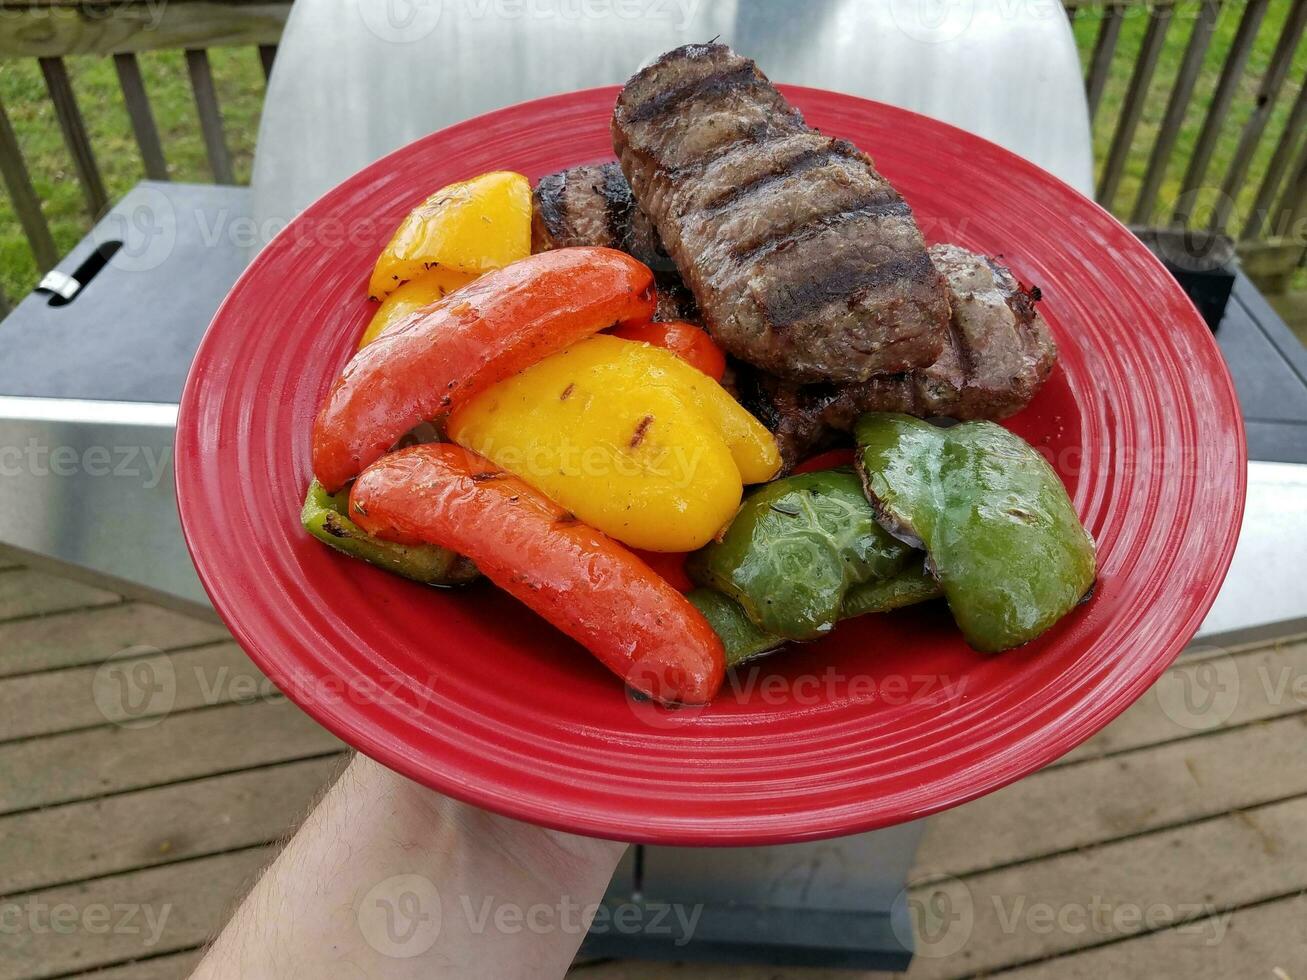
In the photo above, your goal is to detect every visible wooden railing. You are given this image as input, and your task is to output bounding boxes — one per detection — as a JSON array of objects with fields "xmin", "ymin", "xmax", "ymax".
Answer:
[
  {"xmin": 0, "ymin": 0, "xmax": 291, "ymax": 314},
  {"xmin": 1067, "ymin": 0, "xmax": 1307, "ymax": 288},
  {"xmin": 0, "ymin": 0, "xmax": 1304, "ymax": 314}
]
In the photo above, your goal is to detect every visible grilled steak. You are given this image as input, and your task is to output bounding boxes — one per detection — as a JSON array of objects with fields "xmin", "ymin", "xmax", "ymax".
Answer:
[
  {"xmin": 532, "ymin": 162, "xmax": 698, "ymax": 322},
  {"xmin": 739, "ymin": 244, "xmax": 1057, "ymax": 467},
  {"xmin": 531, "ymin": 163, "xmax": 1056, "ymax": 468},
  {"xmin": 611, "ymin": 43, "xmax": 951, "ymax": 383}
]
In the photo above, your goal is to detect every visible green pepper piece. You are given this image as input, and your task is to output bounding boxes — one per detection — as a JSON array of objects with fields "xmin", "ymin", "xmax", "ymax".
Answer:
[
  {"xmin": 842, "ymin": 562, "xmax": 943, "ymax": 619},
  {"xmin": 688, "ymin": 468, "xmax": 913, "ymax": 640},
  {"xmin": 686, "ymin": 589, "xmax": 786, "ymax": 668},
  {"xmin": 689, "ymin": 565, "xmax": 940, "ymax": 668},
  {"xmin": 301, "ymin": 480, "xmax": 478, "ymax": 586},
  {"xmin": 854, "ymin": 414, "xmax": 1096, "ymax": 652}
]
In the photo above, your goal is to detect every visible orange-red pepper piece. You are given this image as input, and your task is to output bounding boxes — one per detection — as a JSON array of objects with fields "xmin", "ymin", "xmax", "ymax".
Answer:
[
  {"xmin": 312, "ymin": 247, "xmax": 656, "ymax": 492},
  {"xmin": 348, "ymin": 444, "xmax": 725, "ymax": 705},
  {"xmin": 610, "ymin": 319, "xmax": 727, "ymax": 381}
]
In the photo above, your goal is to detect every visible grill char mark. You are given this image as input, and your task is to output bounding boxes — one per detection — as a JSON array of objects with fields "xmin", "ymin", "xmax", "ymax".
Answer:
[
  {"xmin": 528, "ymin": 162, "xmax": 1056, "ymax": 471},
  {"xmin": 764, "ymin": 252, "xmax": 937, "ymax": 329},
  {"xmin": 533, "ymin": 171, "xmax": 569, "ymax": 242},
  {"xmin": 728, "ymin": 197, "xmax": 913, "ymax": 265},
  {"xmin": 623, "ymin": 62, "xmax": 764, "ymax": 124},
  {"xmin": 599, "ymin": 165, "xmax": 635, "ymax": 251},
  {"xmin": 695, "ymin": 141, "xmax": 863, "ymax": 217}
]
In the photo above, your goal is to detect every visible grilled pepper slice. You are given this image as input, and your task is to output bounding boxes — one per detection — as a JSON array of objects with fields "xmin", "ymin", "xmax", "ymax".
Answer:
[
  {"xmin": 841, "ymin": 562, "xmax": 943, "ymax": 619},
  {"xmin": 300, "ymin": 480, "xmax": 477, "ymax": 585},
  {"xmin": 447, "ymin": 335, "xmax": 780, "ymax": 552},
  {"xmin": 349, "ymin": 444, "xmax": 725, "ymax": 705},
  {"xmin": 369, "ymin": 171, "xmax": 531, "ymax": 299},
  {"xmin": 609, "ymin": 320, "xmax": 726, "ymax": 381},
  {"xmin": 686, "ymin": 589, "xmax": 784, "ymax": 668},
  {"xmin": 313, "ymin": 248, "xmax": 656, "ymax": 493},
  {"xmin": 855, "ymin": 413, "xmax": 1096, "ymax": 652},
  {"xmin": 358, "ymin": 268, "xmax": 477, "ymax": 349},
  {"xmin": 688, "ymin": 468, "xmax": 914, "ymax": 641},
  {"xmin": 688, "ymin": 562, "xmax": 942, "ymax": 668}
]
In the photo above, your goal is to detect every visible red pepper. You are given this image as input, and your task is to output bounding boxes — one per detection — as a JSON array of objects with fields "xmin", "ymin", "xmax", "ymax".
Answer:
[
  {"xmin": 348, "ymin": 444, "xmax": 725, "ymax": 705},
  {"xmin": 632, "ymin": 549, "xmax": 694, "ymax": 593},
  {"xmin": 792, "ymin": 448, "xmax": 855, "ymax": 475},
  {"xmin": 610, "ymin": 319, "xmax": 727, "ymax": 381},
  {"xmin": 313, "ymin": 248, "xmax": 656, "ymax": 492}
]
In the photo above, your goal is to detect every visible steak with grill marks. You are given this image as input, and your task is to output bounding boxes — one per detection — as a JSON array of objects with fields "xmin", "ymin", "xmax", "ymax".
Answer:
[
  {"xmin": 530, "ymin": 165, "xmax": 1056, "ymax": 469},
  {"xmin": 611, "ymin": 42, "xmax": 951, "ymax": 383},
  {"xmin": 738, "ymin": 244, "xmax": 1057, "ymax": 468}
]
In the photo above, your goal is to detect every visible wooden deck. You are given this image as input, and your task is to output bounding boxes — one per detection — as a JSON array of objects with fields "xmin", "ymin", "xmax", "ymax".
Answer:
[{"xmin": 2, "ymin": 555, "xmax": 1306, "ymax": 979}]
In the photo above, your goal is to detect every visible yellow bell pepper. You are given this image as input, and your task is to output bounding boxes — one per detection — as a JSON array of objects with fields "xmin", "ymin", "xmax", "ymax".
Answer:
[
  {"xmin": 447, "ymin": 335, "xmax": 782, "ymax": 552},
  {"xmin": 357, "ymin": 267, "xmax": 476, "ymax": 349},
  {"xmin": 369, "ymin": 171, "xmax": 531, "ymax": 299}
]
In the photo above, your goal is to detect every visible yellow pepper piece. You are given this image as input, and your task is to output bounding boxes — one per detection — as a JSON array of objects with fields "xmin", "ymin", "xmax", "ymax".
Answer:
[
  {"xmin": 448, "ymin": 336, "xmax": 781, "ymax": 553},
  {"xmin": 619, "ymin": 339, "xmax": 781, "ymax": 484},
  {"xmin": 358, "ymin": 267, "xmax": 477, "ymax": 349},
  {"xmin": 369, "ymin": 171, "xmax": 531, "ymax": 299}
]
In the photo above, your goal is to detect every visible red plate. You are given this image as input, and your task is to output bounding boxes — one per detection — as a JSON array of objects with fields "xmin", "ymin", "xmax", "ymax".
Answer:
[{"xmin": 176, "ymin": 87, "xmax": 1245, "ymax": 845}]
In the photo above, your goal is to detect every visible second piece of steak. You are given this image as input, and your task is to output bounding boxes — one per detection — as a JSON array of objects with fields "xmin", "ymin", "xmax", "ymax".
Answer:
[
  {"xmin": 739, "ymin": 244, "xmax": 1057, "ymax": 467},
  {"xmin": 611, "ymin": 43, "xmax": 951, "ymax": 384},
  {"xmin": 532, "ymin": 162, "xmax": 698, "ymax": 323}
]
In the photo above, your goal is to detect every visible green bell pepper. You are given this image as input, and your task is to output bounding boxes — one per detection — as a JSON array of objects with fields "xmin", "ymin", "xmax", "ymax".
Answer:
[
  {"xmin": 686, "ymin": 588, "xmax": 785, "ymax": 668},
  {"xmin": 688, "ymin": 468, "xmax": 914, "ymax": 640},
  {"xmin": 301, "ymin": 480, "xmax": 478, "ymax": 586},
  {"xmin": 842, "ymin": 562, "xmax": 943, "ymax": 620},
  {"xmin": 854, "ymin": 414, "xmax": 1096, "ymax": 652},
  {"xmin": 689, "ymin": 561, "xmax": 942, "ymax": 668}
]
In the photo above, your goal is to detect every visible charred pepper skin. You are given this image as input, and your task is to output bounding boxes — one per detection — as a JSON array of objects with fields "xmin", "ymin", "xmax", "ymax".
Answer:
[
  {"xmin": 312, "ymin": 247, "xmax": 657, "ymax": 493},
  {"xmin": 300, "ymin": 480, "xmax": 478, "ymax": 585},
  {"xmin": 854, "ymin": 413, "xmax": 1097, "ymax": 653},
  {"xmin": 688, "ymin": 468, "xmax": 914, "ymax": 641},
  {"xmin": 348, "ymin": 444, "xmax": 725, "ymax": 706}
]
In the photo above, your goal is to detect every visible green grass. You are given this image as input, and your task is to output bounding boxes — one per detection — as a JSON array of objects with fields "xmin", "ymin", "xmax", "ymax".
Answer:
[
  {"xmin": 0, "ymin": 3, "xmax": 1304, "ymax": 304},
  {"xmin": 1072, "ymin": 0, "xmax": 1307, "ymax": 289},
  {"xmin": 0, "ymin": 47, "xmax": 265, "ymax": 303}
]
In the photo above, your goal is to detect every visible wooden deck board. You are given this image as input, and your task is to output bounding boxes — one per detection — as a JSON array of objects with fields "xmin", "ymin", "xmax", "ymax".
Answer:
[
  {"xmin": 1, "ymin": 566, "xmax": 1305, "ymax": 980},
  {"xmin": 915, "ymin": 711, "xmax": 1307, "ymax": 878},
  {"xmin": 72, "ymin": 950, "xmax": 204, "ymax": 980},
  {"xmin": 0, "ymin": 642, "xmax": 282, "ymax": 741},
  {"xmin": 0, "ymin": 848, "xmax": 271, "ymax": 980},
  {"xmin": 1056, "ymin": 637, "xmax": 1307, "ymax": 764},
  {"xmin": 0, "ymin": 699, "xmax": 343, "ymax": 815},
  {"xmin": 0, "ymin": 569, "xmax": 119, "ymax": 621},
  {"xmin": 0, "ymin": 603, "xmax": 229, "ymax": 678},
  {"xmin": 0, "ymin": 756, "xmax": 342, "ymax": 894},
  {"xmin": 908, "ymin": 794, "xmax": 1307, "ymax": 978},
  {"xmin": 998, "ymin": 892, "xmax": 1307, "ymax": 979}
]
